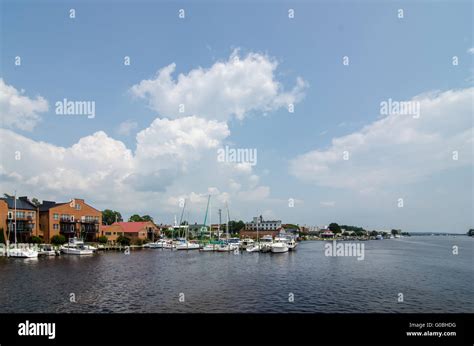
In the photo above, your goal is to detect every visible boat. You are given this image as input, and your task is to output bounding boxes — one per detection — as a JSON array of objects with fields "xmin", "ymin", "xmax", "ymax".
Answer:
[
  {"xmin": 7, "ymin": 192, "xmax": 38, "ymax": 258},
  {"xmin": 60, "ymin": 237, "xmax": 94, "ymax": 255},
  {"xmin": 175, "ymin": 239, "xmax": 200, "ymax": 250},
  {"xmin": 376, "ymin": 234, "xmax": 383, "ymax": 240},
  {"xmin": 259, "ymin": 235, "xmax": 273, "ymax": 253},
  {"xmin": 8, "ymin": 246, "xmax": 39, "ymax": 258},
  {"xmin": 37, "ymin": 244, "xmax": 58, "ymax": 256},
  {"xmin": 163, "ymin": 240, "xmax": 176, "ymax": 249},
  {"xmin": 271, "ymin": 237, "xmax": 289, "ymax": 253},
  {"xmin": 239, "ymin": 238, "xmax": 255, "ymax": 250},
  {"xmin": 286, "ymin": 238, "xmax": 298, "ymax": 251},
  {"xmin": 146, "ymin": 240, "xmax": 167, "ymax": 249},
  {"xmin": 246, "ymin": 244, "xmax": 261, "ymax": 252}
]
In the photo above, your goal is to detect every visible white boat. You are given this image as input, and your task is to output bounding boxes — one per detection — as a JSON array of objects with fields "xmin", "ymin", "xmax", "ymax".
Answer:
[
  {"xmin": 7, "ymin": 193, "xmax": 38, "ymax": 258},
  {"xmin": 271, "ymin": 237, "xmax": 289, "ymax": 253},
  {"xmin": 216, "ymin": 242, "xmax": 236, "ymax": 252},
  {"xmin": 201, "ymin": 243, "xmax": 217, "ymax": 251},
  {"xmin": 286, "ymin": 238, "xmax": 297, "ymax": 251},
  {"xmin": 259, "ymin": 235, "xmax": 273, "ymax": 253},
  {"xmin": 239, "ymin": 238, "xmax": 255, "ymax": 250},
  {"xmin": 246, "ymin": 244, "xmax": 261, "ymax": 252},
  {"xmin": 163, "ymin": 241, "xmax": 176, "ymax": 249},
  {"xmin": 8, "ymin": 247, "xmax": 38, "ymax": 258},
  {"xmin": 38, "ymin": 244, "xmax": 57, "ymax": 256},
  {"xmin": 61, "ymin": 238, "xmax": 94, "ymax": 255},
  {"xmin": 176, "ymin": 241, "xmax": 200, "ymax": 250},
  {"xmin": 147, "ymin": 240, "xmax": 167, "ymax": 249}
]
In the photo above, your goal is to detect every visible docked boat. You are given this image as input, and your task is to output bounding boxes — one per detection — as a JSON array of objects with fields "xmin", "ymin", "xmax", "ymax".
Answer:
[
  {"xmin": 176, "ymin": 240, "xmax": 200, "ymax": 250},
  {"xmin": 163, "ymin": 241, "xmax": 176, "ymax": 249},
  {"xmin": 8, "ymin": 247, "xmax": 38, "ymax": 258},
  {"xmin": 259, "ymin": 235, "xmax": 273, "ymax": 253},
  {"xmin": 147, "ymin": 240, "xmax": 167, "ymax": 249},
  {"xmin": 246, "ymin": 244, "xmax": 261, "ymax": 252},
  {"xmin": 271, "ymin": 237, "xmax": 289, "ymax": 253},
  {"xmin": 37, "ymin": 244, "xmax": 58, "ymax": 256},
  {"xmin": 239, "ymin": 238, "xmax": 255, "ymax": 250},
  {"xmin": 61, "ymin": 238, "xmax": 94, "ymax": 255},
  {"xmin": 286, "ymin": 238, "xmax": 297, "ymax": 251}
]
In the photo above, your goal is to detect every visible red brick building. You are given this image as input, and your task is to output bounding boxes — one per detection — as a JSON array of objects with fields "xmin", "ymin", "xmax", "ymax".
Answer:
[
  {"xmin": 0, "ymin": 196, "xmax": 41, "ymax": 243},
  {"xmin": 39, "ymin": 198, "xmax": 101, "ymax": 242}
]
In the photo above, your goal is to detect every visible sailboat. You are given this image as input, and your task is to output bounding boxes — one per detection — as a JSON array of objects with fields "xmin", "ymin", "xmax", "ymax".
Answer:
[
  {"xmin": 217, "ymin": 202, "xmax": 236, "ymax": 252},
  {"xmin": 176, "ymin": 198, "xmax": 200, "ymax": 250},
  {"xmin": 7, "ymin": 191, "xmax": 38, "ymax": 258}
]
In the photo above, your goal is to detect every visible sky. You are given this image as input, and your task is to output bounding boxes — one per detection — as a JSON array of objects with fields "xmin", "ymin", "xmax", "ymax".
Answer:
[{"xmin": 0, "ymin": 0, "xmax": 473, "ymax": 232}]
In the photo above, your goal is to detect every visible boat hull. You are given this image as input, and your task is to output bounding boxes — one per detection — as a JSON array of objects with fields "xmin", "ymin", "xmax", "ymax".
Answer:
[{"xmin": 271, "ymin": 244, "xmax": 289, "ymax": 253}]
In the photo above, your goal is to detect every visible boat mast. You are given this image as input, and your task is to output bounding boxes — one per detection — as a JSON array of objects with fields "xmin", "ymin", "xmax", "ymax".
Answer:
[
  {"xmin": 218, "ymin": 209, "xmax": 221, "ymax": 241},
  {"xmin": 14, "ymin": 190, "xmax": 17, "ymax": 245},
  {"xmin": 225, "ymin": 202, "xmax": 230, "ymax": 240},
  {"xmin": 178, "ymin": 199, "xmax": 186, "ymax": 238},
  {"xmin": 202, "ymin": 195, "xmax": 211, "ymax": 241}
]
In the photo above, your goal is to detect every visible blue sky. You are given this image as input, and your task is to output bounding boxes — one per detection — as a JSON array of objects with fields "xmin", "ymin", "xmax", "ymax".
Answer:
[{"xmin": 1, "ymin": 0, "xmax": 473, "ymax": 232}]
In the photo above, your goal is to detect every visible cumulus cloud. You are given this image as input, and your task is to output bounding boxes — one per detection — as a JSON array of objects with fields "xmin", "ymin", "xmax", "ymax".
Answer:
[
  {"xmin": 0, "ymin": 78, "xmax": 49, "ymax": 131},
  {"xmin": 289, "ymin": 87, "xmax": 473, "ymax": 190},
  {"xmin": 130, "ymin": 50, "xmax": 307, "ymax": 121},
  {"xmin": 116, "ymin": 120, "xmax": 138, "ymax": 136}
]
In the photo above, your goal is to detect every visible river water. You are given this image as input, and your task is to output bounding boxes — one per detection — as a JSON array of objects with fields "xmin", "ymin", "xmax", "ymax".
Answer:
[{"xmin": 0, "ymin": 236, "xmax": 472, "ymax": 313}]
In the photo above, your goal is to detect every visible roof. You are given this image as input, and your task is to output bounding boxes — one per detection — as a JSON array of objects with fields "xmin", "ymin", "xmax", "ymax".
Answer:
[
  {"xmin": 0, "ymin": 196, "xmax": 37, "ymax": 210},
  {"xmin": 113, "ymin": 222, "xmax": 156, "ymax": 233},
  {"xmin": 39, "ymin": 201, "xmax": 66, "ymax": 212}
]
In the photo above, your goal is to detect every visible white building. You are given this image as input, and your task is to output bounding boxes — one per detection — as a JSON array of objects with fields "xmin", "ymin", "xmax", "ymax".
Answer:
[{"xmin": 245, "ymin": 215, "xmax": 281, "ymax": 231}]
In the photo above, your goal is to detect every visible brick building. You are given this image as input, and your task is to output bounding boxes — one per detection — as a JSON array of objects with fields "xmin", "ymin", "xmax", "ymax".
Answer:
[
  {"xmin": 0, "ymin": 196, "xmax": 41, "ymax": 243},
  {"xmin": 39, "ymin": 198, "xmax": 101, "ymax": 242},
  {"xmin": 100, "ymin": 221, "xmax": 160, "ymax": 244}
]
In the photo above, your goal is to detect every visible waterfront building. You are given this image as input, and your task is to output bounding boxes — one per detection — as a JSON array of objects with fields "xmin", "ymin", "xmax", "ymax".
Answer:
[
  {"xmin": 245, "ymin": 215, "xmax": 282, "ymax": 231},
  {"xmin": 0, "ymin": 196, "xmax": 41, "ymax": 243},
  {"xmin": 39, "ymin": 198, "xmax": 101, "ymax": 242},
  {"xmin": 240, "ymin": 230, "xmax": 279, "ymax": 239},
  {"xmin": 102, "ymin": 221, "xmax": 160, "ymax": 243},
  {"xmin": 100, "ymin": 224, "xmax": 124, "ymax": 243}
]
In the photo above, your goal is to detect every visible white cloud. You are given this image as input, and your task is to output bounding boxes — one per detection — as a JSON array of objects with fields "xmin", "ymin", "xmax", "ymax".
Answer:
[
  {"xmin": 0, "ymin": 78, "xmax": 48, "ymax": 131},
  {"xmin": 290, "ymin": 87, "xmax": 473, "ymax": 190},
  {"xmin": 116, "ymin": 120, "xmax": 138, "ymax": 136},
  {"xmin": 130, "ymin": 50, "xmax": 307, "ymax": 121}
]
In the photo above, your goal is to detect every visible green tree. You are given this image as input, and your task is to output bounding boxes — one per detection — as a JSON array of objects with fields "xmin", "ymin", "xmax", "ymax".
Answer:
[
  {"xmin": 328, "ymin": 223, "xmax": 342, "ymax": 234},
  {"xmin": 391, "ymin": 229, "xmax": 400, "ymax": 235},
  {"xmin": 51, "ymin": 235, "xmax": 66, "ymax": 245},
  {"xmin": 102, "ymin": 209, "xmax": 123, "ymax": 225},
  {"xmin": 141, "ymin": 215, "xmax": 153, "ymax": 222},
  {"xmin": 31, "ymin": 198, "xmax": 41, "ymax": 207},
  {"xmin": 98, "ymin": 236, "xmax": 108, "ymax": 244},
  {"xmin": 129, "ymin": 214, "xmax": 143, "ymax": 222},
  {"xmin": 228, "ymin": 220, "xmax": 245, "ymax": 234},
  {"xmin": 370, "ymin": 230, "xmax": 378, "ymax": 237},
  {"xmin": 116, "ymin": 235, "xmax": 131, "ymax": 246},
  {"xmin": 30, "ymin": 236, "xmax": 42, "ymax": 244},
  {"xmin": 467, "ymin": 229, "xmax": 474, "ymax": 237}
]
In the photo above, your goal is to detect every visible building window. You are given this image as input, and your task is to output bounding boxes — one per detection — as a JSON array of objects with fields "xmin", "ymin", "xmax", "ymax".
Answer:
[
  {"xmin": 75, "ymin": 203, "xmax": 81, "ymax": 210},
  {"xmin": 53, "ymin": 213, "xmax": 59, "ymax": 220},
  {"xmin": 105, "ymin": 232, "xmax": 111, "ymax": 236},
  {"xmin": 53, "ymin": 224, "xmax": 58, "ymax": 230}
]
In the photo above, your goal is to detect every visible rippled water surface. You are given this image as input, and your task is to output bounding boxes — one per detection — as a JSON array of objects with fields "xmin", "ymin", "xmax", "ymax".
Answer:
[{"xmin": 0, "ymin": 237, "xmax": 472, "ymax": 313}]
